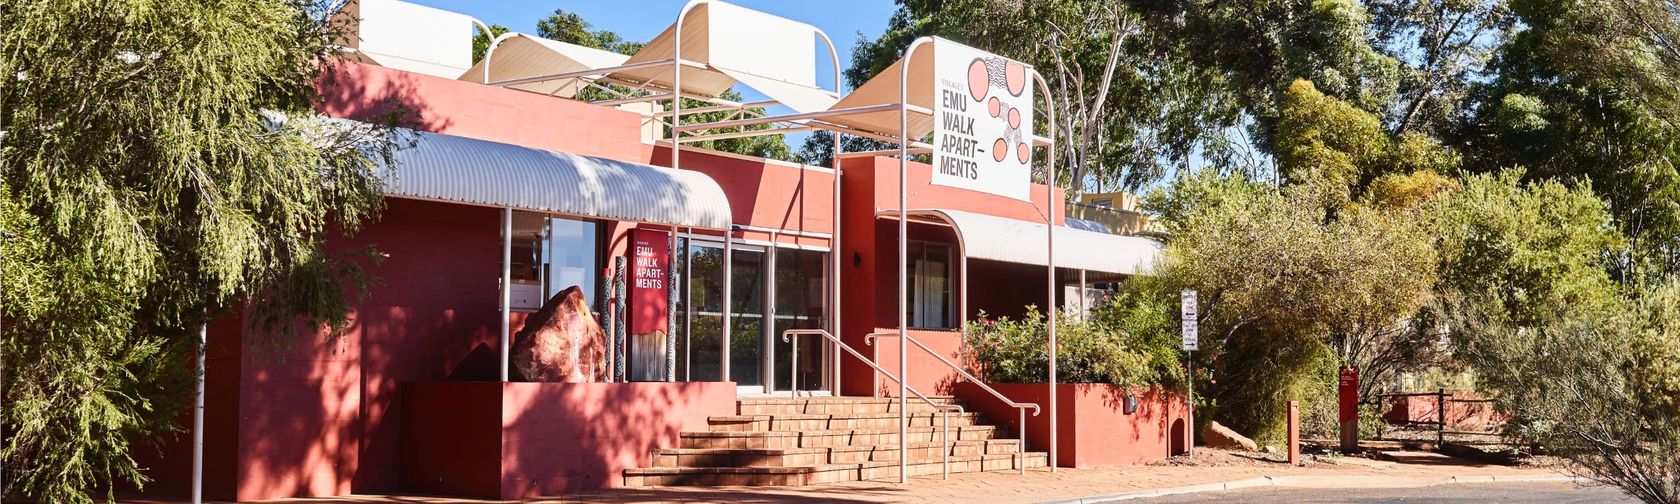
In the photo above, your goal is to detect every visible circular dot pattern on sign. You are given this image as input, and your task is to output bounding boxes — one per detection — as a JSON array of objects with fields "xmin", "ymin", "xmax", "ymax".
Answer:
[
  {"xmin": 1006, "ymin": 60, "xmax": 1026, "ymax": 97},
  {"xmin": 1017, "ymin": 143, "xmax": 1030, "ymax": 164},
  {"xmin": 993, "ymin": 138, "xmax": 1008, "ymax": 162},
  {"xmin": 1008, "ymin": 108, "xmax": 1021, "ymax": 129},
  {"xmin": 968, "ymin": 59, "xmax": 989, "ymax": 102},
  {"xmin": 988, "ymin": 97, "xmax": 1001, "ymax": 118}
]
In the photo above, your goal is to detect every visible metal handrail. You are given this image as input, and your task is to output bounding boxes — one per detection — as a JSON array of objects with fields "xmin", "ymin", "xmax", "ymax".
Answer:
[
  {"xmin": 782, "ymin": 329, "xmax": 961, "ymax": 480},
  {"xmin": 867, "ymin": 331, "xmax": 1041, "ymax": 475}
]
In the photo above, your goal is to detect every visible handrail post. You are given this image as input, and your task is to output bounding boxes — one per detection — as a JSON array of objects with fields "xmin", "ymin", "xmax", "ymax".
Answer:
[
  {"xmin": 942, "ymin": 408, "xmax": 951, "ymax": 480},
  {"xmin": 789, "ymin": 332, "xmax": 800, "ymax": 397},
  {"xmin": 1018, "ymin": 408, "xmax": 1027, "ymax": 475}
]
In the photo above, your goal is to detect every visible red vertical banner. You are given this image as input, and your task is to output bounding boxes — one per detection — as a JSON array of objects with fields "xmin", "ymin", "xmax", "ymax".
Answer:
[
  {"xmin": 629, "ymin": 229, "xmax": 670, "ymax": 336},
  {"xmin": 1338, "ymin": 367, "xmax": 1360, "ymax": 423}
]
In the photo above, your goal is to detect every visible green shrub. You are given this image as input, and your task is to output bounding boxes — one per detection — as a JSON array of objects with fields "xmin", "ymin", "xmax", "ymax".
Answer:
[{"xmin": 961, "ymin": 294, "xmax": 1182, "ymax": 388}]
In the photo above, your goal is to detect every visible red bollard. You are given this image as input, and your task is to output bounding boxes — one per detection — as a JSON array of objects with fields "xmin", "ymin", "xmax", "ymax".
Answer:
[{"xmin": 1287, "ymin": 400, "xmax": 1300, "ymax": 466}]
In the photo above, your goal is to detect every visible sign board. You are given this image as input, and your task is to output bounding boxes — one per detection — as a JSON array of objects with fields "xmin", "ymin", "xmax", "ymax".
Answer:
[
  {"xmin": 1181, "ymin": 289, "xmax": 1198, "ymax": 351},
  {"xmin": 628, "ymin": 229, "xmax": 670, "ymax": 337},
  {"xmin": 1338, "ymin": 367, "xmax": 1360, "ymax": 424},
  {"xmin": 932, "ymin": 37, "xmax": 1034, "ymax": 201}
]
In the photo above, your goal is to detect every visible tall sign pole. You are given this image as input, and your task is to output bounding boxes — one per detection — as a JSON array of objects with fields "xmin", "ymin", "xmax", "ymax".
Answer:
[{"xmin": 1181, "ymin": 289, "xmax": 1198, "ymax": 456}]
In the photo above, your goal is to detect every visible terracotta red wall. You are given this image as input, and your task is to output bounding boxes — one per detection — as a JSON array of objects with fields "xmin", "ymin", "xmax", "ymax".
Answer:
[
  {"xmin": 226, "ymin": 198, "xmax": 501, "ymax": 500},
  {"xmin": 837, "ymin": 155, "xmax": 1069, "ymax": 398},
  {"xmin": 955, "ymin": 383, "xmax": 1189, "ymax": 467},
  {"xmin": 401, "ymin": 381, "xmax": 735, "ymax": 499},
  {"xmin": 644, "ymin": 145, "xmax": 836, "ymax": 249},
  {"xmin": 318, "ymin": 62, "xmax": 644, "ymax": 161},
  {"xmin": 1383, "ymin": 393, "xmax": 1504, "ymax": 431}
]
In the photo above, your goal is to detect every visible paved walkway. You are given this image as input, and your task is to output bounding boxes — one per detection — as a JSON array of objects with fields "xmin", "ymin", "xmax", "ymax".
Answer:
[{"xmin": 122, "ymin": 454, "xmax": 1573, "ymax": 504}]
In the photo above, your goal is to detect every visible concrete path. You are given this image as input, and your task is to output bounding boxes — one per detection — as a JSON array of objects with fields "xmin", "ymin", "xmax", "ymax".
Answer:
[
  {"xmin": 117, "ymin": 459, "xmax": 1571, "ymax": 503},
  {"xmin": 1125, "ymin": 481, "xmax": 1622, "ymax": 504}
]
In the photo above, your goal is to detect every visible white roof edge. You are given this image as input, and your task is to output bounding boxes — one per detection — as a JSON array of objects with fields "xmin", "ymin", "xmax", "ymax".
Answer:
[
  {"xmin": 878, "ymin": 208, "xmax": 1162, "ymax": 275},
  {"xmin": 376, "ymin": 125, "xmax": 732, "ymax": 230}
]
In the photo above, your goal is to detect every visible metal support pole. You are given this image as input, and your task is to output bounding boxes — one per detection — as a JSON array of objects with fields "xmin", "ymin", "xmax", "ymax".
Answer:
[
  {"xmin": 766, "ymin": 231, "xmax": 778, "ymax": 393},
  {"xmin": 684, "ymin": 229, "xmax": 694, "ymax": 381},
  {"xmin": 819, "ymin": 30, "xmax": 845, "ymax": 399},
  {"xmin": 722, "ymin": 227, "xmax": 734, "ymax": 382},
  {"xmin": 1033, "ymin": 71, "xmax": 1060, "ymax": 472},
  {"xmin": 1078, "ymin": 270, "xmax": 1087, "ymax": 320},
  {"xmin": 1187, "ymin": 350, "xmax": 1195, "ymax": 456},
  {"xmin": 192, "ymin": 322, "xmax": 206, "ymax": 504},
  {"xmin": 500, "ymin": 207, "xmax": 512, "ymax": 382},
  {"xmin": 896, "ymin": 37, "xmax": 933, "ymax": 485}
]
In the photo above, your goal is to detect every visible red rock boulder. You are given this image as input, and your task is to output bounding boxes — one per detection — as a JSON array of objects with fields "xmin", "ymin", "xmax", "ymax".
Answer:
[{"xmin": 511, "ymin": 286, "xmax": 607, "ymax": 382}]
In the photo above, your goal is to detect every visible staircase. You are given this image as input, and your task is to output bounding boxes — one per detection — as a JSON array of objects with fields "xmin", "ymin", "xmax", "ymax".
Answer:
[{"xmin": 622, "ymin": 396, "xmax": 1049, "ymax": 486}]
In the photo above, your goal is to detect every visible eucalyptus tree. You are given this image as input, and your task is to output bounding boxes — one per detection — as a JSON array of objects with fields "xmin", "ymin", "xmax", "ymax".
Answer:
[{"xmin": 1, "ymin": 1, "xmax": 402, "ymax": 501}]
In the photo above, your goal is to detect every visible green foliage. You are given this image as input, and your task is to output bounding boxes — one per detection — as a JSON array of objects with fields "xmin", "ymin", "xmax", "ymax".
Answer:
[
  {"xmin": 0, "ymin": 0, "xmax": 398, "ymax": 501},
  {"xmin": 1456, "ymin": 0, "xmax": 1680, "ymax": 282},
  {"xmin": 1144, "ymin": 168, "xmax": 1440, "ymax": 441},
  {"xmin": 1275, "ymin": 79, "xmax": 1461, "ymax": 206},
  {"xmin": 961, "ymin": 300, "xmax": 1181, "ymax": 388}
]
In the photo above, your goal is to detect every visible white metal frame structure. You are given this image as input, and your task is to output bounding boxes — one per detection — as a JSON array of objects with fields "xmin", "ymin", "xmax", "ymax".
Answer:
[
  {"xmin": 616, "ymin": 33, "xmax": 1066, "ymax": 482},
  {"xmin": 351, "ymin": 0, "xmax": 1079, "ymax": 487},
  {"xmin": 476, "ymin": 0, "xmax": 849, "ymax": 394}
]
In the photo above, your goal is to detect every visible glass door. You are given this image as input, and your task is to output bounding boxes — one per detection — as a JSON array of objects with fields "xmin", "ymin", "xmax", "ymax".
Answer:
[
  {"xmin": 772, "ymin": 248, "xmax": 828, "ymax": 393},
  {"xmin": 682, "ymin": 241, "xmax": 767, "ymax": 392},
  {"xmin": 677, "ymin": 238, "xmax": 828, "ymax": 396}
]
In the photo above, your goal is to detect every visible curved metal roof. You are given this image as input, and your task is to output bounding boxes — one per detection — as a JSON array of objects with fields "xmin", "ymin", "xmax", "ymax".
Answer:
[
  {"xmin": 879, "ymin": 208, "xmax": 1162, "ymax": 275},
  {"xmin": 383, "ymin": 129, "xmax": 733, "ymax": 230}
]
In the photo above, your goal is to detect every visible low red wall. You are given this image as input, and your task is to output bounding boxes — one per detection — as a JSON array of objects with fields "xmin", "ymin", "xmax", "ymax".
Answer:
[
  {"xmin": 954, "ymin": 382, "xmax": 1189, "ymax": 467},
  {"xmin": 401, "ymin": 380, "xmax": 735, "ymax": 500},
  {"xmin": 1382, "ymin": 393, "xmax": 1503, "ymax": 431}
]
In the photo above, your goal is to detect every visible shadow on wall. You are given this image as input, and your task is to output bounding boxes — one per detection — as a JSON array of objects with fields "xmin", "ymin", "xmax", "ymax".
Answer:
[
  {"xmin": 237, "ymin": 199, "xmax": 501, "ymax": 499},
  {"xmin": 400, "ymin": 381, "xmax": 735, "ymax": 499},
  {"xmin": 318, "ymin": 60, "xmax": 453, "ymax": 133}
]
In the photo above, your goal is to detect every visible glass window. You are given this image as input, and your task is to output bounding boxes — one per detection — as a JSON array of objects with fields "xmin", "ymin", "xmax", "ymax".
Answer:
[
  {"xmin": 543, "ymin": 217, "xmax": 599, "ymax": 304},
  {"xmin": 906, "ymin": 241, "xmax": 953, "ymax": 329},
  {"xmin": 505, "ymin": 212, "xmax": 600, "ymax": 312}
]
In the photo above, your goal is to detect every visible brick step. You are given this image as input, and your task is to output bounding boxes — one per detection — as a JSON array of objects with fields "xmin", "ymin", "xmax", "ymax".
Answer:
[
  {"xmin": 679, "ymin": 425, "xmax": 1005, "ymax": 449},
  {"xmin": 623, "ymin": 451, "xmax": 1048, "ymax": 487},
  {"xmin": 653, "ymin": 439, "xmax": 1024, "ymax": 468},
  {"xmin": 708, "ymin": 411, "xmax": 988, "ymax": 432},
  {"xmin": 737, "ymin": 397, "xmax": 962, "ymax": 416}
]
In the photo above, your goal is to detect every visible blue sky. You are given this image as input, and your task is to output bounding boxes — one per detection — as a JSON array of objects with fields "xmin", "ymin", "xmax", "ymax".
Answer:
[{"xmin": 406, "ymin": 0, "xmax": 901, "ymax": 150}]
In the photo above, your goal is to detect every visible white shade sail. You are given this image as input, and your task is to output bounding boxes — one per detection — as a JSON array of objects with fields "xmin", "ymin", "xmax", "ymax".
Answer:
[
  {"xmin": 879, "ymin": 208, "xmax": 1162, "ymax": 275},
  {"xmin": 382, "ymin": 128, "xmax": 733, "ymax": 230},
  {"xmin": 604, "ymin": 1, "xmax": 839, "ymax": 113},
  {"xmin": 460, "ymin": 35, "xmax": 631, "ymax": 98}
]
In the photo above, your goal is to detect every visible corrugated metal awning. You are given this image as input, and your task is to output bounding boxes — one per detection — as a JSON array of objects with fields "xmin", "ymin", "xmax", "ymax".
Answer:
[
  {"xmin": 383, "ymin": 128, "xmax": 733, "ymax": 230},
  {"xmin": 878, "ymin": 208, "xmax": 1162, "ymax": 275}
]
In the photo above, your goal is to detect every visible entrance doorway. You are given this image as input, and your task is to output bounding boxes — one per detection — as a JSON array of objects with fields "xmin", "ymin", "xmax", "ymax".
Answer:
[{"xmin": 677, "ymin": 238, "xmax": 828, "ymax": 396}]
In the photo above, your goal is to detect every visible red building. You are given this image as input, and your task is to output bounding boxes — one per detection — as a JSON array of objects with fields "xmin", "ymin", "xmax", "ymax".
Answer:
[{"xmin": 138, "ymin": 1, "xmax": 1173, "ymax": 500}]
